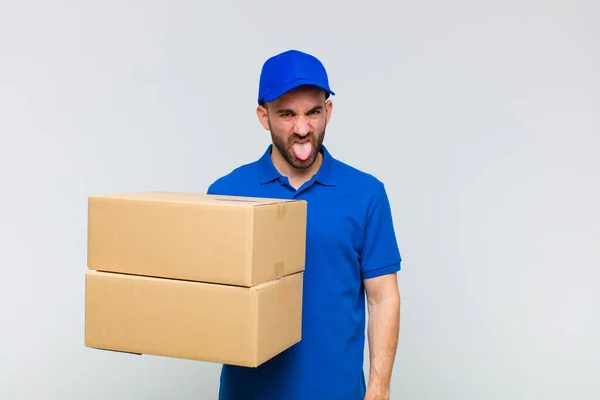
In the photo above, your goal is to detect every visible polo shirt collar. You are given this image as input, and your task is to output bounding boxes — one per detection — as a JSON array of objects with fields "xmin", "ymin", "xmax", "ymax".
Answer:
[{"xmin": 257, "ymin": 144, "xmax": 336, "ymax": 186}]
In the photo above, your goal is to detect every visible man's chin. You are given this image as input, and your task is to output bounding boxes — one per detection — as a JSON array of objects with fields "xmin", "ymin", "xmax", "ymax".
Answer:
[
  {"xmin": 288, "ymin": 154, "xmax": 317, "ymax": 170},
  {"xmin": 289, "ymin": 159, "xmax": 313, "ymax": 169}
]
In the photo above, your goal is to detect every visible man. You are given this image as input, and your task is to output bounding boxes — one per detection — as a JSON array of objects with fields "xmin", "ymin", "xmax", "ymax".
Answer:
[{"xmin": 207, "ymin": 49, "xmax": 402, "ymax": 400}]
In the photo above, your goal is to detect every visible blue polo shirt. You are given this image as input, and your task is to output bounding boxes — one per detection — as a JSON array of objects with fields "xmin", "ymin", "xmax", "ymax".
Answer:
[{"xmin": 207, "ymin": 144, "xmax": 402, "ymax": 400}]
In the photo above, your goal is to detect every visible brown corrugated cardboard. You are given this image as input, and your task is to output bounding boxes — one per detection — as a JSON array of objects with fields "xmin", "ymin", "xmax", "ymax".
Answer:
[
  {"xmin": 87, "ymin": 192, "xmax": 307, "ymax": 287},
  {"xmin": 85, "ymin": 270, "xmax": 304, "ymax": 367}
]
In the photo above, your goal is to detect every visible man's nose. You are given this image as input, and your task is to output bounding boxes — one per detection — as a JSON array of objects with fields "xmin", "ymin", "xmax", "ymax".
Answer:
[{"xmin": 294, "ymin": 116, "xmax": 310, "ymax": 136}]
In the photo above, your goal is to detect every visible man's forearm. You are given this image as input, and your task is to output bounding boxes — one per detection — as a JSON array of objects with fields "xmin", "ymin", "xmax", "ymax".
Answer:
[{"xmin": 366, "ymin": 291, "xmax": 400, "ymax": 393}]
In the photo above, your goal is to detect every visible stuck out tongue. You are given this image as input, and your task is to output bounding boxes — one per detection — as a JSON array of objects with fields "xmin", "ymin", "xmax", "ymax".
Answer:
[{"xmin": 292, "ymin": 142, "xmax": 312, "ymax": 161}]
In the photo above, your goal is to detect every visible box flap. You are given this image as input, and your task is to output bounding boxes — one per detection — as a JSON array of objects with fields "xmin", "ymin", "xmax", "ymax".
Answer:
[
  {"xmin": 252, "ymin": 272, "xmax": 303, "ymax": 365},
  {"xmin": 89, "ymin": 192, "xmax": 295, "ymax": 207}
]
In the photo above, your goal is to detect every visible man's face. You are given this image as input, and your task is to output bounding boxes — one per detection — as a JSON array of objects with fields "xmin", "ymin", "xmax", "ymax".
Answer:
[{"xmin": 257, "ymin": 86, "xmax": 332, "ymax": 170}]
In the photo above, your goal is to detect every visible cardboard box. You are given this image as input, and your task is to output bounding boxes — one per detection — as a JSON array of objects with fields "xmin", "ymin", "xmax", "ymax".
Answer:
[
  {"xmin": 85, "ymin": 191, "xmax": 307, "ymax": 366},
  {"xmin": 87, "ymin": 192, "xmax": 307, "ymax": 287},
  {"xmin": 85, "ymin": 270, "xmax": 303, "ymax": 367}
]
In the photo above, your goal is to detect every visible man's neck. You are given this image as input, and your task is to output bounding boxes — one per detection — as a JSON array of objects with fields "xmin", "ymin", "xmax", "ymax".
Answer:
[{"xmin": 271, "ymin": 148, "xmax": 323, "ymax": 190}]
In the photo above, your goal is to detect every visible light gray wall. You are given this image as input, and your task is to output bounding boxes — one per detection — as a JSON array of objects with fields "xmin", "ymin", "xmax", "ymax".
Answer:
[{"xmin": 1, "ymin": 1, "xmax": 598, "ymax": 399}]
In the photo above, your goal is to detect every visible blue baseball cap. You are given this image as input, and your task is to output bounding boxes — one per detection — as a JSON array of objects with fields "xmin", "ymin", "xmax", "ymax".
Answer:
[{"xmin": 258, "ymin": 49, "xmax": 335, "ymax": 104}]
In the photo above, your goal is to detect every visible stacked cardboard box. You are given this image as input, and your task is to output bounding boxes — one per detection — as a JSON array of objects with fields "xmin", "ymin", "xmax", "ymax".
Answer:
[{"xmin": 84, "ymin": 191, "xmax": 307, "ymax": 367}]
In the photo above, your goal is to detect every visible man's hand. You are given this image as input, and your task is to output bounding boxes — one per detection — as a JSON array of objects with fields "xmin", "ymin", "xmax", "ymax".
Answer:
[{"xmin": 364, "ymin": 272, "xmax": 400, "ymax": 400}]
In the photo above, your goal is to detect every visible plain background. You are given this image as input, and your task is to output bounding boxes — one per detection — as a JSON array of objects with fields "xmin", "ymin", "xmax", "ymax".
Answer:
[{"xmin": 1, "ymin": 1, "xmax": 599, "ymax": 399}]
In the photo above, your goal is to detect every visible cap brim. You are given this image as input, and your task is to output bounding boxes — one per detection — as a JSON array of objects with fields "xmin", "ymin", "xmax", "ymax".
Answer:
[{"xmin": 262, "ymin": 78, "xmax": 335, "ymax": 103}]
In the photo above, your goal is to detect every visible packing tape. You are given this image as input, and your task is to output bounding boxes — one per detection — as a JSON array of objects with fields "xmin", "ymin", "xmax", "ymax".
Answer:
[
  {"xmin": 276, "ymin": 203, "xmax": 286, "ymax": 220},
  {"xmin": 274, "ymin": 262, "xmax": 284, "ymax": 279}
]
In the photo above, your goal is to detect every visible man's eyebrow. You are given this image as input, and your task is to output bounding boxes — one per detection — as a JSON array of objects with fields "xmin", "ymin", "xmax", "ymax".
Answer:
[
  {"xmin": 275, "ymin": 105, "xmax": 324, "ymax": 114},
  {"xmin": 275, "ymin": 108, "xmax": 295, "ymax": 114}
]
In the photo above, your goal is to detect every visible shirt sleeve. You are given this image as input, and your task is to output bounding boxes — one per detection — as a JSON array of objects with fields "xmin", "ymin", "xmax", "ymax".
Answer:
[
  {"xmin": 206, "ymin": 182, "xmax": 218, "ymax": 195},
  {"xmin": 206, "ymin": 178, "xmax": 228, "ymax": 195},
  {"xmin": 360, "ymin": 181, "xmax": 402, "ymax": 279}
]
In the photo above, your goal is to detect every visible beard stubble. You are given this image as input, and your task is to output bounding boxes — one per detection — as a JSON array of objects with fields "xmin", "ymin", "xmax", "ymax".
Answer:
[{"xmin": 269, "ymin": 119, "xmax": 326, "ymax": 170}]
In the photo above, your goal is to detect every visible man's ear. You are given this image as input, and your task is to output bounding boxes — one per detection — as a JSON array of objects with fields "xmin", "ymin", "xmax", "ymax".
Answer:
[
  {"xmin": 325, "ymin": 99, "xmax": 333, "ymax": 125},
  {"xmin": 256, "ymin": 104, "xmax": 270, "ymax": 130}
]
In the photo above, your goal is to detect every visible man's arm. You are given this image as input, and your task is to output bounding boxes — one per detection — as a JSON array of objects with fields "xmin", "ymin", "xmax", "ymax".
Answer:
[{"xmin": 363, "ymin": 272, "xmax": 401, "ymax": 400}]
